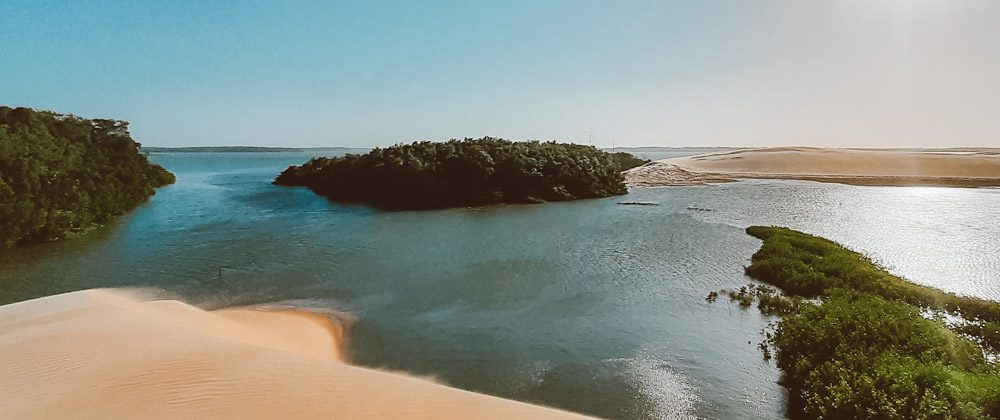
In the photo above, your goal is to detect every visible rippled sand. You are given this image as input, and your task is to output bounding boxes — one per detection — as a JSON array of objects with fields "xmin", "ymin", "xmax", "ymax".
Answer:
[
  {"xmin": 626, "ymin": 147, "xmax": 1000, "ymax": 187},
  {"xmin": 0, "ymin": 289, "xmax": 588, "ymax": 419}
]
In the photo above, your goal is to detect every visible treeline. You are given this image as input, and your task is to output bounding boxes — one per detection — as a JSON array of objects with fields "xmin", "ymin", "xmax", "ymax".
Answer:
[
  {"xmin": 0, "ymin": 106, "xmax": 175, "ymax": 247},
  {"xmin": 275, "ymin": 137, "xmax": 645, "ymax": 209},
  {"xmin": 742, "ymin": 226, "xmax": 1000, "ymax": 419},
  {"xmin": 608, "ymin": 152, "xmax": 649, "ymax": 172}
]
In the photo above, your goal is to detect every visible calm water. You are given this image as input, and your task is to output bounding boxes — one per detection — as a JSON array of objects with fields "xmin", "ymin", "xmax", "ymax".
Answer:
[{"xmin": 2, "ymin": 152, "xmax": 999, "ymax": 419}]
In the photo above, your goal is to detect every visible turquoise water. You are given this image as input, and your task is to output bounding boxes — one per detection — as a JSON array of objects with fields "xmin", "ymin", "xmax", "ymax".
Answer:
[{"xmin": 2, "ymin": 152, "xmax": 998, "ymax": 419}]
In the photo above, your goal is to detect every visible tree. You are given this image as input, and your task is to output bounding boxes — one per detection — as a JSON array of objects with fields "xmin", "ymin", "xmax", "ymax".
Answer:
[
  {"xmin": 275, "ymin": 137, "xmax": 637, "ymax": 209},
  {"xmin": 0, "ymin": 106, "xmax": 175, "ymax": 246}
]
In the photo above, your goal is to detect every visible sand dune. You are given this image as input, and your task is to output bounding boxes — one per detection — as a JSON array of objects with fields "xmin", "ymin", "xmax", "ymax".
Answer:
[
  {"xmin": 626, "ymin": 147, "xmax": 1000, "ymax": 187},
  {"xmin": 0, "ymin": 289, "xmax": 588, "ymax": 419}
]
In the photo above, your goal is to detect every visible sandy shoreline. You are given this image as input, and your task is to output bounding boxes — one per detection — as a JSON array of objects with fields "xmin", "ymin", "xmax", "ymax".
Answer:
[
  {"xmin": 0, "ymin": 289, "xmax": 588, "ymax": 419},
  {"xmin": 626, "ymin": 147, "xmax": 1000, "ymax": 188}
]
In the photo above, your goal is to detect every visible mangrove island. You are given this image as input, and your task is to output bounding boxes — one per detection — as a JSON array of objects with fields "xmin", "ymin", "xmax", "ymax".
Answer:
[{"xmin": 274, "ymin": 137, "xmax": 647, "ymax": 209}]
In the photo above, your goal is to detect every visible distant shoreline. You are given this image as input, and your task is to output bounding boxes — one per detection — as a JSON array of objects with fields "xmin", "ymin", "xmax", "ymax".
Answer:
[
  {"xmin": 626, "ymin": 147, "xmax": 1000, "ymax": 188},
  {"xmin": 142, "ymin": 145, "xmax": 731, "ymax": 153},
  {"xmin": 143, "ymin": 145, "xmax": 1000, "ymax": 153},
  {"xmin": 141, "ymin": 146, "xmax": 366, "ymax": 153}
]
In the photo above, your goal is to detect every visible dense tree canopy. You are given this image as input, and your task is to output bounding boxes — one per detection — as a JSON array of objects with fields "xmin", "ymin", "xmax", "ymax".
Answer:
[
  {"xmin": 742, "ymin": 226, "xmax": 1000, "ymax": 419},
  {"xmin": 275, "ymin": 137, "xmax": 643, "ymax": 209},
  {"xmin": 0, "ymin": 106, "xmax": 175, "ymax": 247}
]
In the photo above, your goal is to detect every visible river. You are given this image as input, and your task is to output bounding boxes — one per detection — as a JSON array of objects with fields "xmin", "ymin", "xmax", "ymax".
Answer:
[{"xmin": 2, "ymin": 151, "xmax": 998, "ymax": 419}]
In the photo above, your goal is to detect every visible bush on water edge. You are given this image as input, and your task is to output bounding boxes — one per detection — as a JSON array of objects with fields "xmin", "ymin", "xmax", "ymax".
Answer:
[
  {"xmin": 734, "ymin": 226, "xmax": 1000, "ymax": 419},
  {"xmin": 0, "ymin": 106, "xmax": 175, "ymax": 247}
]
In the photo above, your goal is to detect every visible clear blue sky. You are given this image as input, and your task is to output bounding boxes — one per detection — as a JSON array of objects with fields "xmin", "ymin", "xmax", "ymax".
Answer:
[{"xmin": 3, "ymin": 0, "xmax": 998, "ymax": 147}]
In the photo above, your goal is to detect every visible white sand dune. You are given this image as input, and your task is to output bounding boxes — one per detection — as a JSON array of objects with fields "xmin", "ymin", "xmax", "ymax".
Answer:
[
  {"xmin": 0, "ymin": 289, "xmax": 588, "ymax": 419},
  {"xmin": 626, "ymin": 147, "xmax": 1000, "ymax": 187}
]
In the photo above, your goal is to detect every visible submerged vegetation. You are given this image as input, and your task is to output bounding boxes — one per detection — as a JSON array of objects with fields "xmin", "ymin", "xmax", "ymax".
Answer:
[
  {"xmin": 738, "ymin": 226, "xmax": 1000, "ymax": 419},
  {"xmin": 713, "ymin": 283, "xmax": 805, "ymax": 316},
  {"xmin": 0, "ymin": 106, "xmax": 175, "ymax": 247},
  {"xmin": 275, "ymin": 137, "xmax": 640, "ymax": 209}
]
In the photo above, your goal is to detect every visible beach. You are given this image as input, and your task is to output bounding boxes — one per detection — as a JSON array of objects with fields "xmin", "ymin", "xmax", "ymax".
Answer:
[
  {"xmin": 626, "ymin": 147, "xmax": 1000, "ymax": 187},
  {"xmin": 0, "ymin": 289, "xmax": 588, "ymax": 419}
]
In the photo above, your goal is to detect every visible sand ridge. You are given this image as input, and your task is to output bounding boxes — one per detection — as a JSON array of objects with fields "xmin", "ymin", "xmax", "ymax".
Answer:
[
  {"xmin": 625, "ymin": 147, "xmax": 1000, "ymax": 188},
  {"xmin": 0, "ymin": 289, "xmax": 589, "ymax": 419}
]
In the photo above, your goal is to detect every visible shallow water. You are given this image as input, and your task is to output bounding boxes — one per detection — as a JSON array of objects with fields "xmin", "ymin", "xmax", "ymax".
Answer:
[{"xmin": 2, "ymin": 152, "xmax": 998, "ymax": 419}]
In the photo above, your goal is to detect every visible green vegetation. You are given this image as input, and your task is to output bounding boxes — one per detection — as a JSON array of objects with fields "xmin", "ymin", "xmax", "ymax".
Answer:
[
  {"xmin": 746, "ymin": 226, "xmax": 1000, "ymax": 352},
  {"xmin": 741, "ymin": 226, "xmax": 1000, "ymax": 419},
  {"xmin": 715, "ymin": 283, "xmax": 805, "ymax": 316},
  {"xmin": 275, "ymin": 137, "xmax": 639, "ymax": 209},
  {"xmin": 608, "ymin": 151, "xmax": 649, "ymax": 172},
  {"xmin": 0, "ymin": 106, "xmax": 175, "ymax": 247}
]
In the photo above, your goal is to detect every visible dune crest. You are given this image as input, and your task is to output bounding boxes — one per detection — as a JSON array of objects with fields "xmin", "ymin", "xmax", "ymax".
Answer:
[{"xmin": 0, "ymin": 289, "xmax": 587, "ymax": 419}]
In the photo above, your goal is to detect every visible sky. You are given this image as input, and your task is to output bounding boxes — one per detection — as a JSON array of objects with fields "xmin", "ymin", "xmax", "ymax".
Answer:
[{"xmin": 2, "ymin": 0, "xmax": 998, "ymax": 148}]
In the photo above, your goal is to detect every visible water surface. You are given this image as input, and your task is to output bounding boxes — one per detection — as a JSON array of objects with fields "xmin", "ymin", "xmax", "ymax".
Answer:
[{"xmin": 2, "ymin": 152, "xmax": 998, "ymax": 419}]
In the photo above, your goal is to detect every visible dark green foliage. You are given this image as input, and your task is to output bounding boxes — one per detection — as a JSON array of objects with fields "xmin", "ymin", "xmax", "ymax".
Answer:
[
  {"xmin": 773, "ymin": 292, "xmax": 997, "ymax": 419},
  {"xmin": 274, "ymin": 137, "xmax": 634, "ymax": 209},
  {"xmin": 744, "ymin": 226, "xmax": 1000, "ymax": 419},
  {"xmin": 0, "ymin": 106, "xmax": 175, "ymax": 247},
  {"xmin": 956, "ymin": 322, "xmax": 1000, "ymax": 353},
  {"xmin": 774, "ymin": 291, "xmax": 983, "ymax": 383},
  {"xmin": 608, "ymin": 152, "xmax": 649, "ymax": 171},
  {"xmin": 746, "ymin": 226, "xmax": 1000, "ymax": 329}
]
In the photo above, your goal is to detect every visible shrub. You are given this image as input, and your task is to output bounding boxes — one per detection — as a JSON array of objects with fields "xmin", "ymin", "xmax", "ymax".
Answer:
[{"xmin": 743, "ymin": 226, "xmax": 1000, "ymax": 419}]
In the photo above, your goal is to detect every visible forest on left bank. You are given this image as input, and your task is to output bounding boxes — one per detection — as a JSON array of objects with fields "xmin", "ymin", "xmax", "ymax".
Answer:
[{"xmin": 0, "ymin": 106, "xmax": 175, "ymax": 247}]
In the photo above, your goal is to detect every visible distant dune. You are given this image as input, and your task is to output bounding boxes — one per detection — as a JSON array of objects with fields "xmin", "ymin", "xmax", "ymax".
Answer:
[
  {"xmin": 0, "ymin": 290, "xmax": 587, "ymax": 419},
  {"xmin": 626, "ymin": 147, "xmax": 1000, "ymax": 187}
]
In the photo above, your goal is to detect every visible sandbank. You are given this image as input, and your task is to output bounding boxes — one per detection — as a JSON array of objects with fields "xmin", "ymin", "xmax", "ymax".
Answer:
[
  {"xmin": 625, "ymin": 147, "xmax": 1000, "ymax": 188},
  {"xmin": 0, "ymin": 289, "xmax": 588, "ymax": 419}
]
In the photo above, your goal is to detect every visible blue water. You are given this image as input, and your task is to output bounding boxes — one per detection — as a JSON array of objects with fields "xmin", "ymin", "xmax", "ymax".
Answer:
[{"xmin": 2, "ymin": 152, "xmax": 998, "ymax": 419}]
